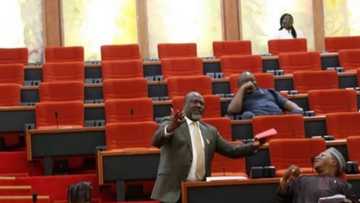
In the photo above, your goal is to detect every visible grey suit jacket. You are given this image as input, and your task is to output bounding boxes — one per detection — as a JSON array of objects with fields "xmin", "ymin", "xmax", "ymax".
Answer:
[{"xmin": 151, "ymin": 119, "xmax": 256, "ymax": 202}]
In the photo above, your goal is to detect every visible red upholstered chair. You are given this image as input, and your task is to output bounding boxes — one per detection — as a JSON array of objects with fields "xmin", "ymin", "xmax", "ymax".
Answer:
[
  {"xmin": 252, "ymin": 114, "xmax": 305, "ymax": 139},
  {"xmin": 166, "ymin": 76, "xmax": 212, "ymax": 98},
  {"xmin": 220, "ymin": 55, "xmax": 262, "ymax": 77},
  {"xmin": 103, "ymin": 78, "xmax": 148, "ymax": 100},
  {"xmin": 338, "ymin": 49, "xmax": 360, "ymax": 72},
  {"xmin": 0, "ymin": 64, "xmax": 24, "ymax": 84},
  {"xmin": 278, "ymin": 51, "xmax": 321, "ymax": 74},
  {"xmin": 161, "ymin": 57, "xmax": 203, "ymax": 78},
  {"xmin": 42, "ymin": 62, "xmax": 84, "ymax": 82},
  {"xmin": 325, "ymin": 36, "xmax": 360, "ymax": 52},
  {"xmin": 292, "ymin": 70, "xmax": 338, "ymax": 93},
  {"xmin": 202, "ymin": 117, "xmax": 232, "ymax": 141},
  {"xmin": 101, "ymin": 44, "xmax": 141, "ymax": 61},
  {"xmin": 0, "ymin": 151, "xmax": 29, "ymax": 176},
  {"xmin": 106, "ymin": 121, "xmax": 158, "ymax": 150},
  {"xmin": 158, "ymin": 43, "xmax": 197, "ymax": 59},
  {"xmin": 0, "ymin": 48, "xmax": 28, "ymax": 64},
  {"xmin": 35, "ymin": 101, "xmax": 84, "ymax": 129},
  {"xmin": 0, "ymin": 196, "xmax": 50, "ymax": 203},
  {"xmin": 211, "ymin": 153, "xmax": 247, "ymax": 177},
  {"xmin": 213, "ymin": 40, "xmax": 252, "ymax": 58},
  {"xmin": 0, "ymin": 84, "xmax": 21, "ymax": 106},
  {"xmin": 268, "ymin": 39, "xmax": 307, "ymax": 55},
  {"xmin": 101, "ymin": 60, "xmax": 143, "ymax": 79},
  {"xmin": 347, "ymin": 136, "xmax": 360, "ymax": 171},
  {"xmin": 229, "ymin": 73, "xmax": 274, "ymax": 94},
  {"xmin": 45, "ymin": 46, "xmax": 84, "ymax": 63},
  {"xmin": 39, "ymin": 81, "xmax": 84, "ymax": 102},
  {"xmin": 326, "ymin": 112, "xmax": 360, "ymax": 139},
  {"xmin": 105, "ymin": 98, "xmax": 153, "ymax": 123},
  {"xmin": 269, "ymin": 138, "xmax": 326, "ymax": 176},
  {"xmin": 172, "ymin": 95, "xmax": 221, "ymax": 118},
  {"xmin": 308, "ymin": 89, "xmax": 357, "ymax": 115}
]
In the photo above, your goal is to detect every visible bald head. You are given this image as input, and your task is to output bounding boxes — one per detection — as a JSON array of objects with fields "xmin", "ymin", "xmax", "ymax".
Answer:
[
  {"xmin": 238, "ymin": 71, "xmax": 256, "ymax": 87},
  {"xmin": 183, "ymin": 91, "xmax": 205, "ymax": 121}
]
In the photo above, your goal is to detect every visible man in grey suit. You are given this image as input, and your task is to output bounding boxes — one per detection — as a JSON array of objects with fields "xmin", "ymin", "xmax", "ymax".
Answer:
[{"xmin": 151, "ymin": 91, "xmax": 261, "ymax": 203}]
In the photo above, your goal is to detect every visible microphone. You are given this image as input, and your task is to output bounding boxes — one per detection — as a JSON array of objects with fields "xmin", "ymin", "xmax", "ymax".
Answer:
[
  {"xmin": 32, "ymin": 193, "xmax": 38, "ymax": 203},
  {"xmin": 55, "ymin": 111, "xmax": 59, "ymax": 128},
  {"xmin": 130, "ymin": 108, "xmax": 134, "ymax": 117}
]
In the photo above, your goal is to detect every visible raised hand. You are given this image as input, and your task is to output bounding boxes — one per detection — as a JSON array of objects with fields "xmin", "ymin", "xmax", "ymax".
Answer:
[{"xmin": 167, "ymin": 108, "xmax": 185, "ymax": 133}]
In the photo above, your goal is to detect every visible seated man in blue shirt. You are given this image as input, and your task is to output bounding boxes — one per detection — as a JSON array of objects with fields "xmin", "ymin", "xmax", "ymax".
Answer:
[{"xmin": 227, "ymin": 71, "xmax": 303, "ymax": 119}]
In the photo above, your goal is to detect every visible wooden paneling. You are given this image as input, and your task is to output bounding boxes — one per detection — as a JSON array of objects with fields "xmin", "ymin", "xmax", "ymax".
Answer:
[
  {"xmin": 43, "ymin": 0, "xmax": 62, "ymax": 46},
  {"xmin": 136, "ymin": 0, "xmax": 149, "ymax": 58},
  {"xmin": 222, "ymin": 0, "xmax": 240, "ymax": 40},
  {"xmin": 312, "ymin": 0, "xmax": 325, "ymax": 51}
]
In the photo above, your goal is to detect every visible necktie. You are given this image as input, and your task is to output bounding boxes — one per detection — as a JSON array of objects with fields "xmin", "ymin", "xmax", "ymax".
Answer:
[{"xmin": 192, "ymin": 122, "xmax": 205, "ymax": 180}]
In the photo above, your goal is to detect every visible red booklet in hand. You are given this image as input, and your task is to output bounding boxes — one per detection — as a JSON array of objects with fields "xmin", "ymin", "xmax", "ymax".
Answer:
[{"xmin": 254, "ymin": 128, "xmax": 277, "ymax": 141}]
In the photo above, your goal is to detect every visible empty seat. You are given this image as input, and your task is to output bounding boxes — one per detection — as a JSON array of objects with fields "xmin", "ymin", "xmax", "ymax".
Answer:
[
  {"xmin": 211, "ymin": 153, "xmax": 247, "ymax": 177},
  {"xmin": 308, "ymin": 89, "xmax": 357, "ymax": 115},
  {"xmin": 39, "ymin": 81, "xmax": 84, "ymax": 102},
  {"xmin": 0, "ymin": 151, "xmax": 29, "ymax": 176},
  {"xmin": 42, "ymin": 62, "xmax": 84, "ymax": 82},
  {"xmin": 268, "ymin": 39, "xmax": 307, "ymax": 55},
  {"xmin": 158, "ymin": 43, "xmax": 197, "ymax": 59},
  {"xmin": 278, "ymin": 51, "xmax": 321, "ymax": 74},
  {"xmin": 269, "ymin": 138, "xmax": 326, "ymax": 176},
  {"xmin": 172, "ymin": 95, "xmax": 221, "ymax": 118},
  {"xmin": 252, "ymin": 114, "xmax": 305, "ymax": 139},
  {"xmin": 103, "ymin": 78, "xmax": 148, "ymax": 100},
  {"xmin": 106, "ymin": 121, "xmax": 158, "ymax": 150},
  {"xmin": 0, "ymin": 64, "xmax": 24, "ymax": 85},
  {"xmin": 347, "ymin": 136, "xmax": 360, "ymax": 170},
  {"xmin": 202, "ymin": 117, "xmax": 232, "ymax": 141},
  {"xmin": 161, "ymin": 57, "xmax": 203, "ymax": 78},
  {"xmin": 338, "ymin": 49, "xmax": 360, "ymax": 71},
  {"xmin": 105, "ymin": 98, "xmax": 153, "ymax": 123},
  {"xmin": 220, "ymin": 55, "xmax": 262, "ymax": 77},
  {"xmin": 102, "ymin": 60, "xmax": 143, "ymax": 79},
  {"xmin": 213, "ymin": 40, "xmax": 252, "ymax": 58},
  {"xmin": 45, "ymin": 46, "xmax": 84, "ymax": 63},
  {"xmin": 325, "ymin": 36, "xmax": 360, "ymax": 52},
  {"xmin": 326, "ymin": 112, "xmax": 360, "ymax": 139},
  {"xmin": 293, "ymin": 70, "xmax": 338, "ymax": 93},
  {"xmin": 0, "ymin": 84, "xmax": 21, "ymax": 106},
  {"xmin": 166, "ymin": 76, "xmax": 212, "ymax": 97},
  {"xmin": 229, "ymin": 73, "xmax": 274, "ymax": 94},
  {"xmin": 35, "ymin": 101, "xmax": 84, "ymax": 129},
  {"xmin": 101, "ymin": 44, "xmax": 141, "ymax": 61},
  {"xmin": 0, "ymin": 48, "xmax": 28, "ymax": 64}
]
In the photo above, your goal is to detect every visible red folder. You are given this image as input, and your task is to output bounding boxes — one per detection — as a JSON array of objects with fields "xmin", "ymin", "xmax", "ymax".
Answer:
[{"xmin": 254, "ymin": 128, "xmax": 277, "ymax": 141}]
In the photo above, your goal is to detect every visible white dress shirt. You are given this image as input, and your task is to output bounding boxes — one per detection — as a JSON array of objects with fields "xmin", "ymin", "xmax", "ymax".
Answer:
[{"xmin": 273, "ymin": 29, "xmax": 304, "ymax": 39}]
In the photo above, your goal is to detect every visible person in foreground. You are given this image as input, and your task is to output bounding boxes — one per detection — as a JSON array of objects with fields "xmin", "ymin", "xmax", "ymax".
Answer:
[
  {"xmin": 277, "ymin": 147, "xmax": 359, "ymax": 203},
  {"xmin": 227, "ymin": 71, "xmax": 303, "ymax": 119},
  {"xmin": 151, "ymin": 91, "xmax": 261, "ymax": 203}
]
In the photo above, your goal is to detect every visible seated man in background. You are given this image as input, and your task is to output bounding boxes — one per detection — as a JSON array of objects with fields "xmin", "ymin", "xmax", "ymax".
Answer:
[
  {"xmin": 277, "ymin": 148, "xmax": 358, "ymax": 203},
  {"xmin": 227, "ymin": 71, "xmax": 303, "ymax": 119}
]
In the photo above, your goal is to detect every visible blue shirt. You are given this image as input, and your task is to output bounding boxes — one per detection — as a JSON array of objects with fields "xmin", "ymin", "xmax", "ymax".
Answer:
[{"xmin": 242, "ymin": 88, "xmax": 287, "ymax": 116}]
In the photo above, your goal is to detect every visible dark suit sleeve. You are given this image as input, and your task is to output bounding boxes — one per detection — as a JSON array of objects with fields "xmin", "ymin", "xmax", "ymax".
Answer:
[{"xmin": 152, "ymin": 119, "xmax": 173, "ymax": 148}]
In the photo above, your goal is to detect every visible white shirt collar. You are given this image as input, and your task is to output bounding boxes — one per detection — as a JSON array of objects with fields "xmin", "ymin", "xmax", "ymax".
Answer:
[{"xmin": 185, "ymin": 116, "xmax": 199, "ymax": 126}]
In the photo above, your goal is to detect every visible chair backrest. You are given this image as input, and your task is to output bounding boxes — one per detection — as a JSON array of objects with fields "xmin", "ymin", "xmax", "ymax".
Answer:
[
  {"xmin": 326, "ymin": 112, "xmax": 360, "ymax": 139},
  {"xmin": 269, "ymin": 138, "xmax": 326, "ymax": 174},
  {"xmin": 105, "ymin": 98, "xmax": 153, "ymax": 123},
  {"xmin": 278, "ymin": 51, "xmax": 321, "ymax": 74},
  {"xmin": 39, "ymin": 81, "xmax": 84, "ymax": 102},
  {"xmin": 106, "ymin": 121, "xmax": 158, "ymax": 150},
  {"xmin": 166, "ymin": 76, "xmax": 212, "ymax": 97},
  {"xmin": 35, "ymin": 101, "xmax": 84, "ymax": 129},
  {"xmin": 220, "ymin": 55, "xmax": 262, "ymax": 77},
  {"xmin": 308, "ymin": 89, "xmax": 357, "ymax": 115},
  {"xmin": 0, "ymin": 84, "xmax": 21, "ymax": 106},
  {"xmin": 158, "ymin": 43, "xmax": 197, "ymax": 59},
  {"xmin": 0, "ymin": 48, "xmax": 28, "ymax": 64},
  {"xmin": 42, "ymin": 62, "xmax": 84, "ymax": 82},
  {"xmin": 101, "ymin": 44, "xmax": 141, "ymax": 61},
  {"xmin": 325, "ymin": 36, "xmax": 360, "ymax": 52},
  {"xmin": 0, "ymin": 64, "xmax": 24, "ymax": 85},
  {"xmin": 293, "ymin": 70, "xmax": 338, "ymax": 93},
  {"xmin": 161, "ymin": 57, "xmax": 203, "ymax": 78},
  {"xmin": 45, "ymin": 46, "xmax": 84, "ymax": 63},
  {"xmin": 103, "ymin": 78, "xmax": 148, "ymax": 100},
  {"xmin": 172, "ymin": 95, "xmax": 221, "ymax": 118},
  {"xmin": 211, "ymin": 153, "xmax": 247, "ymax": 176},
  {"xmin": 252, "ymin": 114, "xmax": 305, "ymax": 139},
  {"xmin": 0, "ymin": 195, "xmax": 50, "ymax": 203},
  {"xmin": 0, "ymin": 151, "xmax": 29, "ymax": 176},
  {"xmin": 268, "ymin": 39, "xmax": 307, "ymax": 55},
  {"xmin": 202, "ymin": 117, "xmax": 232, "ymax": 141},
  {"xmin": 213, "ymin": 40, "xmax": 252, "ymax": 58},
  {"xmin": 101, "ymin": 60, "xmax": 143, "ymax": 79},
  {"xmin": 347, "ymin": 136, "xmax": 360, "ymax": 164},
  {"xmin": 229, "ymin": 73, "xmax": 274, "ymax": 94},
  {"xmin": 338, "ymin": 49, "xmax": 360, "ymax": 71}
]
